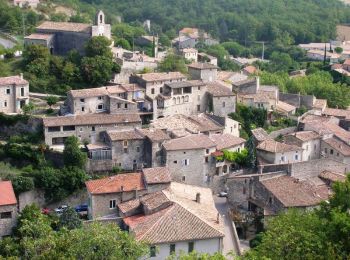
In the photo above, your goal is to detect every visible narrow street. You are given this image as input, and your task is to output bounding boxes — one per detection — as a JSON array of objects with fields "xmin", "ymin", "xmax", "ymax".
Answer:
[{"xmin": 214, "ymin": 196, "xmax": 240, "ymax": 258}]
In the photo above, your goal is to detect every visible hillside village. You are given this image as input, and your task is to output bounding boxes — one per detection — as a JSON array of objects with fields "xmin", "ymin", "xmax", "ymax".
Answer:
[{"xmin": 2, "ymin": 0, "xmax": 350, "ymax": 259}]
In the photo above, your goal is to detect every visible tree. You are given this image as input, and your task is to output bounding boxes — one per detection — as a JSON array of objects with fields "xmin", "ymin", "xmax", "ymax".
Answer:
[
  {"xmin": 115, "ymin": 38, "xmax": 131, "ymax": 50},
  {"xmin": 46, "ymin": 96, "xmax": 59, "ymax": 109},
  {"xmin": 85, "ymin": 36, "xmax": 113, "ymax": 58},
  {"xmin": 63, "ymin": 136, "xmax": 87, "ymax": 168},
  {"xmin": 159, "ymin": 54, "xmax": 187, "ymax": 74},
  {"xmin": 23, "ymin": 44, "xmax": 50, "ymax": 65},
  {"xmin": 81, "ymin": 55, "xmax": 115, "ymax": 86},
  {"xmin": 22, "ymin": 102, "xmax": 36, "ymax": 116},
  {"xmin": 167, "ymin": 251, "xmax": 227, "ymax": 259},
  {"xmin": 221, "ymin": 41, "xmax": 244, "ymax": 57},
  {"xmin": 58, "ymin": 207, "xmax": 82, "ymax": 230},
  {"xmin": 335, "ymin": 47, "xmax": 343, "ymax": 54}
]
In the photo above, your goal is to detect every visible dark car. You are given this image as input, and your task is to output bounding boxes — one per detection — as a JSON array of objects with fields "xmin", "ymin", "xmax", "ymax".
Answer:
[{"xmin": 75, "ymin": 204, "xmax": 88, "ymax": 212}]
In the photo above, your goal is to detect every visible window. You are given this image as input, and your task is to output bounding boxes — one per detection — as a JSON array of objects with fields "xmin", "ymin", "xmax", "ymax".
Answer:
[
  {"xmin": 230, "ymin": 127, "xmax": 233, "ymax": 133},
  {"xmin": 173, "ymin": 160, "xmax": 178, "ymax": 164},
  {"xmin": 4, "ymin": 101, "xmax": 7, "ymax": 107},
  {"xmin": 337, "ymin": 152, "xmax": 340, "ymax": 156},
  {"xmin": 237, "ymin": 147, "xmax": 241, "ymax": 153},
  {"xmin": 325, "ymin": 148, "xmax": 328, "ymax": 154},
  {"xmin": 123, "ymin": 140, "xmax": 128, "ymax": 147},
  {"xmin": 124, "ymin": 103, "xmax": 128, "ymax": 109},
  {"xmin": 151, "ymin": 88, "xmax": 155, "ymax": 94},
  {"xmin": 330, "ymin": 149, "xmax": 334, "ymax": 155},
  {"xmin": 92, "ymin": 126, "xmax": 95, "ymax": 132},
  {"xmin": 117, "ymin": 103, "xmax": 121, "ymax": 109},
  {"xmin": 170, "ymin": 244, "xmax": 176, "ymax": 254},
  {"xmin": 6, "ymin": 88, "xmax": 10, "ymax": 95},
  {"xmin": 295, "ymin": 154, "xmax": 299, "ymax": 160},
  {"xmin": 160, "ymin": 87, "xmax": 163, "ymax": 93},
  {"xmin": 136, "ymin": 146, "xmax": 140, "ymax": 152},
  {"xmin": 81, "ymin": 106, "xmax": 85, "ymax": 112},
  {"xmin": 198, "ymin": 86, "xmax": 201, "ymax": 91},
  {"xmin": 63, "ymin": 125, "xmax": 75, "ymax": 131},
  {"xmin": 197, "ymin": 105, "xmax": 200, "ymax": 112},
  {"xmin": 182, "ymin": 176, "xmax": 186, "ymax": 181},
  {"xmin": 98, "ymin": 96, "xmax": 103, "ymax": 100},
  {"xmin": 206, "ymin": 149, "xmax": 210, "ymax": 154},
  {"xmin": 0, "ymin": 212, "xmax": 12, "ymax": 219},
  {"xmin": 223, "ymin": 102, "xmax": 225, "ymax": 107},
  {"xmin": 20, "ymin": 87, "xmax": 24, "ymax": 96},
  {"xmin": 124, "ymin": 148, "xmax": 128, "ymax": 153},
  {"xmin": 97, "ymin": 104, "xmax": 104, "ymax": 110},
  {"xmin": 280, "ymin": 156, "xmax": 285, "ymax": 162},
  {"xmin": 150, "ymin": 246, "xmax": 156, "ymax": 257},
  {"xmin": 109, "ymin": 200, "xmax": 116, "ymax": 209},
  {"xmin": 80, "ymin": 98, "xmax": 85, "ymax": 103},
  {"xmin": 48, "ymin": 126, "xmax": 60, "ymax": 132},
  {"xmin": 182, "ymin": 159, "xmax": 190, "ymax": 166},
  {"xmin": 79, "ymin": 128, "xmax": 83, "ymax": 132},
  {"xmin": 205, "ymin": 156, "xmax": 209, "ymax": 163},
  {"xmin": 188, "ymin": 242, "xmax": 194, "ymax": 253}
]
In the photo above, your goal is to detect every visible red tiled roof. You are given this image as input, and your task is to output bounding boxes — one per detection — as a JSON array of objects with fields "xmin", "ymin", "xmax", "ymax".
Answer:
[
  {"xmin": 0, "ymin": 75, "xmax": 28, "ymax": 86},
  {"xmin": 142, "ymin": 167, "xmax": 171, "ymax": 184},
  {"xmin": 85, "ymin": 173, "xmax": 145, "ymax": 194},
  {"xmin": 206, "ymin": 81, "xmax": 234, "ymax": 97},
  {"xmin": 163, "ymin": 134, "xmax": 216, "ymax": 151},
  {"xmin": 243, "ymin": 65, "xmax": 257, "ymax": 75},
  {"xmin": 209, "ymin": 134, "xmax": 245, "ymax": 150},
  {"xmin": 37, "ymin": 21, "xmax": 91, "ymax": 32},
  {"xmin": 107, "ymin": 129, "xmax": 144, "ymax": 141},
  {"xmin": 319, "ymin": 170, "xmax": 346, "ymax": 183},
  {"xmin": 0, "ymin": 181, "xmax": 17, "ymax": 206}
]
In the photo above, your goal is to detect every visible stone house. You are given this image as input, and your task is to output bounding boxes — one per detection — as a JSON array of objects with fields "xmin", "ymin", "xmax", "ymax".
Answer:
[
  {"xmin": 0, "ymin": 181, "xmax": 18, "ymax": 237},
  {"xmin": 130, "ymin": 72, "xmax": 187, "ymax": 100},
  {"xmin": 172, "ymin": 28, "xmax": 219, "ymax": 49},
  {"xmin": 198, "ymin": 53, "xmax": 218, "ymax": 66},
  {"xmin": 154, "ymin": 80, "xmax": 208, "ymax": 118},
  {"xmin": 209, "ymin": 134, "xmax": 246, "ymax": 175},
  {"xmin": 43, "ymin": 113, "xmax": 141, "ymax": 146},
  {"xmin": 101, "ymin": 129, "xmax": 146, "ymax": 171},
  {"xmin": 24, "ymin": 11, "xmax": 112, "ymax": 55},
  {"xmin": 151, "ymin": 113, "xmax": 240, "ymax": 138},
  {"xmin": 256, "ymin": 139, "xmax": 303, "ymax": 165},
  {"xmin": 188, "ymin": 63, "xmax": 218, "ymax": 82},
  {"xmin": 62, "ymin": 84, "xmax": 145, "ymax": 115},
  {"xmin": 0, "ymin": 75, "xmax": 29, "ymax": 114},
  {"xmin": 121, "ymin": 182, "xmax": 224, "ymax": 260},
  {"xmin": 321, "ymin": 136, "xmax": 350, "ymax": 165},
  {"xmin": 179, "ymin": 48, "xmax": 198, "ymax": 62},
  {"xmin": 85, "ymin": 168, "xmax": 171, "ymax": 219},
  {"xmin": 163, "ymin": 134, "xmax": 217, "ymax": 186},
  {"xmin": 206, "ymin": 81, "xmax": 236, "ymax": 117},
  {"xmin": 284, "ymin": 131, "xmax": 321, "ymax": 161}
]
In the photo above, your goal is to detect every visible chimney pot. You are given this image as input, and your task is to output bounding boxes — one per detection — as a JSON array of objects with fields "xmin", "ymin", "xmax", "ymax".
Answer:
[{"xmin": 195, "ymin": 192, "xmax": 201, "ymax": 203}]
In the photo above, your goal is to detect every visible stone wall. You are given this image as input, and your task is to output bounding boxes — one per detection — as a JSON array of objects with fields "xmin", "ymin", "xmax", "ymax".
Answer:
[
  {"xmin": 86, "ymin": 159, "xmax": 114, "ymax": 173},
  {"xmin": 18, "ymin": 189, "xmax": 46, "ymax": 211},
  {"xmin": 268, "ymin": 127, "xmax": 297, "ymax": 139},
  {"xmin": 111, "ymin": 139, "xmax": 145, "ymax": 171},
  {"xmin": 279, "ymin": 93, "xmax": 315, "ymax": 109},
  {"xmin": 211, "ymin": 95, "xmax": 236, "ymax": 117},
  {"xmin": 0, "ymin": 204, "xmax": 17, "ymax": 237}
]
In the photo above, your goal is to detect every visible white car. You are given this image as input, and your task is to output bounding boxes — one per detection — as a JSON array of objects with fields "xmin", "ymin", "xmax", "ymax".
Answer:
[{"xmin": 54, "ymin": 205, "xmax": 68, "ymax": 215}]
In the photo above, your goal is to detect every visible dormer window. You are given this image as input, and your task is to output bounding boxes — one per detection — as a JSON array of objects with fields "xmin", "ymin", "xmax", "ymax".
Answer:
[{"xmin": 80, "ymin": 98, "xmax": 85, "ymax": 103}]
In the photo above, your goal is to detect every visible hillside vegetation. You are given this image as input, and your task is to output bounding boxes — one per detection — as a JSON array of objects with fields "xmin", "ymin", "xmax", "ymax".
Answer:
[{"xmin": 55, "ymin": 0, "xmax": 350, "ymax": 44}]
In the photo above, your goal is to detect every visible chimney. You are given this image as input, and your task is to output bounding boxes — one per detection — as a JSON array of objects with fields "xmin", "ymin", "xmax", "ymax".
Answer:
[{"xmin": 195, "ymin": 192, "xmax": 201, "ymax": 203}]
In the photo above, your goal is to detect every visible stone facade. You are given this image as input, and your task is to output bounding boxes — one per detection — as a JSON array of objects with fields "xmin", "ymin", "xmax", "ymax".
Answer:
[
  {"xmin": 24, "ymin": 11, "xmax": 111, "ymax": 55},
  {"xmin": 209, "ymin": 95, "xmax": 236, "ymax": 117},
  {"xmin": 188, "ymin": 64, "xmax": 218, "ymax": 82},
  {"xmin": 0, "ymin": 204, "xmax": 17, "ymax": 237},
  {"xmin": 0, "ymin": 75, "xmax": 29, "ymax": 114}
]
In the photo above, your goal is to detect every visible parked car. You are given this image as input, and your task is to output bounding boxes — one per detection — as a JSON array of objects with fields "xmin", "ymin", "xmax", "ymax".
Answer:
[
  {"xmin": 218, "ymin": 191, "xmax": 228, "ymax": 197},
  {"xmin": 41, "ymin": 208, "xmax": 51, "ymax": 215},
  {"xmin": 54, "ymin": 205, "xmax": 68, "ymax": 215},
  {"xmin": 75, "ymin": 204, "xmax": 88, "ymax": 212}
]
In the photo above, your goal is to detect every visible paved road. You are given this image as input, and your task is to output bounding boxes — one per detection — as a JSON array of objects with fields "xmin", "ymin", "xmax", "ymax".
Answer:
[{"xmin": 214, "ymin": 196, "xmax": 238, "ymax": 258}]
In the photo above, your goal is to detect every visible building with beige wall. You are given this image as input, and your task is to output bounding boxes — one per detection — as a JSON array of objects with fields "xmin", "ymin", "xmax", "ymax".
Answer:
[
  {"xmin": 43, "ymin": 113, "xmax": 141, "ymax": 146},
  {"xmin": 0, "ymin": 181, "xmax": 18, "ymax": 238},
  {"xmin": 0, "ymin": 75, "xmax": 29, "ymax": 114},
  {"xmin": 284, "ymin": 131, "xmax": 321, "ymax": 161}
]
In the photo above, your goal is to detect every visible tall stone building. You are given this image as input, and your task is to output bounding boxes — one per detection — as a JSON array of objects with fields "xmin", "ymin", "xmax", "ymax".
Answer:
[{"xmin": 24, "ymin": 10, "xmax": 112, "ymax": 55}]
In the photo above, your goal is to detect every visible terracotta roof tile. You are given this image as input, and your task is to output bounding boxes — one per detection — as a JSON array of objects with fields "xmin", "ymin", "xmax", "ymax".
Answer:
[
  {"xmin": 251, "ymin": 128, "xmax": 270, "ymax": 142},
  {"xmin": 137, "ymin": 129, "xmax": 170, "ymax": 142},
  {"xmin": 85, "ymin": 172, "xmax": 145, "ymax": 194},
  {"xmin": 0, "ymin": 75, "xmax": 28, "ymax": 86},
  {"xmin": 319, "ymin": 170, "xmax": 347, "ymax": 182},
  {"xmin": 276, "ymin": 101, "xmax": 296, "ymax": 113},
  {"xmin": 323, "ymin": 108, "xmax": 350, "ymax": 119},
  {"xmin": 257, "ymin": 139, "xmax": 302, "ymax": 153},
  {"xmin": 261, "ymin": 176, "xmax": 329, "ymax": 207},
  {"xmin": 142, "ymin": 167, "xmax": 171, "ymax": 184},
  {"xmin": 188, "ymin": 62, "xmax": 218, "ymax": 70},
  {"xmin": 37, "ymin": 21, "xmax": 91, "ymax": 32},
  {"xmin": 243, "ymin": 65, "xmax": 257, "ymax": 75},
  {"xmin": 207, "ymin": 81, "xmax": 234, "ymax": 97},
  {"xmin": 107, "ymin": 129, "xmax": 144, "ymax": 141},
  {"xmin": 285, "ymin": 131, "xmax": 320, "ymax": 142},
  {"xmin": 118, "ymin": 198, "xmax": 141, "ymax": 214},
  {"xmin": 0, "ymin": 181, "xmax": 17, "ymax": 206},
  {"xmin": 209, "ymin": 134, "xmax": 245, "ymax": 150},
  {"xmin": 135, "ymin": 72, "xmax": 186, "ymax": 82},
  {"xmin": 163, "ymin": 134, "xmax": 216, "ymax": 151},
  {"xmin": 24, "ymin": 33, "xmax": 54, "ymax": 40},
  {"xmin": 323, "ymin": 137, "xmax": 350, "ymax": 156},
  {"xmin": 43, "ymin": 113, "xmax": 141, "ymax": 127}
]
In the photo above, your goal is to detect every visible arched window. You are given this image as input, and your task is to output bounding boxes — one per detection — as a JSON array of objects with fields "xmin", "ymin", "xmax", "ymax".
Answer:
[
  {"xmin": 181, "ymin": 96, "xmax": 184, "ymax": 103},
  {"xmin": 100, "ymin": 15, "xmax": 103, "ymax": 24}
]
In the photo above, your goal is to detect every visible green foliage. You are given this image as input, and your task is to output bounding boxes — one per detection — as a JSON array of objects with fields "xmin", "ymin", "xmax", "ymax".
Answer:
[
  {"xmin": 112, "ymin": 22, "xmax": 146, "ymax": 45},
  {"xmin": 260, "ymin": 71, "xmax": 350, "ymax": 108},
  {"xmin": 63, "ymin": 136, "xmax": 87, "ymax": 168},
  {"xmin": 22, "ymin": 102, "xmax": 36, "ymax": 116},
  {"xmin": 1, "ymin": 205, "xmax": 148, "ymax": 259},
  {"xmin": 220, "ymin": 149, "xmax": 249, "ymax": 166},
  {"xmin": 167, "ymin": 251, "xmax": 227, "ymax": 259},
  {"xmin": 58, "ymin": 207, "xmax": 82, "ymax": 230},
  {"xmin": 200, "ymin": 44, "xmax": 240, "ymax": 71},
  {"xmin": 0, "ymin": 113, "xmax": 29, "ymax": 126},
  {"xmin": 50, "ymin": 12, "xmax": 68, "ymax": 22},
  {"xmin": 229, "ymin": 104, "xmax": 267, "ymax": 136},
  {"xmin": 85, "ymin": 36, "xmax": 113, "ymax": 58},
  {"xmin": 159, "ymin": 53, "xmax": 187, "ymax": 74},
  {"xmin": 46, "ymin": 96, "xmax": 59, "ymax": 108},
  {"xmin": 81, "ymin": 55, "xmax": 115, "ymax": 85},
  {"xmin": 115, "ymin": 38, "xmax": 132, "ymax": 50},
  {"xmin": 335, "ymin": 47, "xmax": 343, "ymax": 54}
]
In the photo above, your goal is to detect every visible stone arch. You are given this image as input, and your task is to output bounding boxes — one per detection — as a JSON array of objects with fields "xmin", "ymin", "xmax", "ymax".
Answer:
[{"xmin": 96, "ymin": 10, "xmax": 105, "ymax": 25}]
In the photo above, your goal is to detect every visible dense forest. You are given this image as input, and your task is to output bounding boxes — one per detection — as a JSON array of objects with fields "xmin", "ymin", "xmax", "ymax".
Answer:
[{"xmin": 55, "ymin": 0, "xmax": 350, "ymax": 44}]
